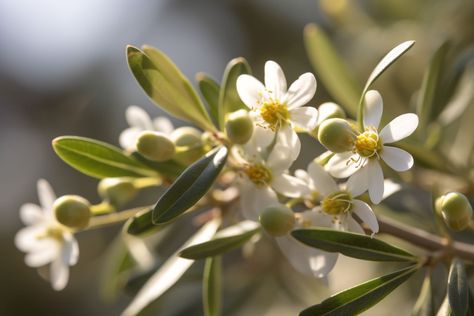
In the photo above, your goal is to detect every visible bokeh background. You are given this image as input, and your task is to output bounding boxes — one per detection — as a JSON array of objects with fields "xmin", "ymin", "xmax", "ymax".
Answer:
[{"xmin": 1, "ymin": 0, "xmax": 473, "ymax": 315}]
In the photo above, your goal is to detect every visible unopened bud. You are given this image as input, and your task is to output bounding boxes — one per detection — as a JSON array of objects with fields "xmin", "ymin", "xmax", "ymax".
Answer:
[
  {"xmin": 259, "ymin": 205, "xmax": 295, "ymax": 236},
  {"xmin": 171, "ymin": 127, "xmax": 205, "ymax": 164},
  {"xmin": 54, "ymin": 195, "xmax": 91, "ymax": 229},
  {"xmin": 318, "ymin": 118, "xmax": 356, "ymax": 153},
  {"xmin": 136, "ymin": 131, "xmax": 175, "ymax": 162},
  {"xmin": 225, "ymin": 110, "xmax": 254, "ymax": 144},
  {"xmin": 439, "ymin": 192, "xmax": 473, "ymax": 231},
  {"xmin": 98, "ymin": 178, "xmax": 137, "ymax": 206}
]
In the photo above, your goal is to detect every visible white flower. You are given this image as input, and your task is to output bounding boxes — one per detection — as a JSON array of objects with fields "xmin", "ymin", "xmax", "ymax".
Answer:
[
  {"xmin": 235, "ymin": 126, "xmax": 308, "ymax": 220},
  {"xmin": 325, "ymin": 90, "xmax": 418, "ymax": 204},
  {"xmin": 236, "ymin": 60, "xmax": 318, "ymax": 159},
  {"xmin": 119, "ymin": 105, "xmax": 174, "ymax": 151},
  {"xmin": 15, "ymin": 179, "xmax": 79, "ymax": 291}
]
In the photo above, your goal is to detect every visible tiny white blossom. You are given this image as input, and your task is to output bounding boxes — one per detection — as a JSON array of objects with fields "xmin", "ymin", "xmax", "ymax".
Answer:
[
  {"xmin": 236, "ymin": 126, "xmax": 308, "ymax": 220},
  {"xmin": 119, "ymin": 105, "xmax": 174, "ymax": 151},
  {"xmin": 325, "ymin": 90, "xmax": 418, "ymax": 204},
  {"xmin": 15, "ymin": 179, "xmax": 79, "ymax": 291},
  {"xmin": 236, "ymin": 61, "xmax": 318, "ymax": 159}
]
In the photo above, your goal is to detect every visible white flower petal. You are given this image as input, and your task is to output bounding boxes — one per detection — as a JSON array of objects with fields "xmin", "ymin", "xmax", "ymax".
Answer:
[
  {"xmin": 153, "ymin": 117, "xmax": 174, "ymax": 135},
  {"xmin": 119, "ymin": 127, "xmax": 142, "ymax": 151},
  {"xmin": 239, "ymin": 182, "xmax": 278, "ymax": 221},
  {"xmin": 346, "ymin": 217, "xmax": 365, "ymax": 234},
  {"xmin": 382, "ymin": 179, "xmax": 401, "ymax": 200},
  {"xmin": 309, "ymin": 251, "xmax": 338, "ymax": 278},
  {"xmin": 283, "ymin": 73, "xmax": 317, "ymax": 109},
  {"xmin": 345, "ymin": 164, "xmax": 369, "ymax": 197},
  {"xmin": 20, "ymin": 203, "xmax": 44, "ymax": 225},
  {"xmin": 15, "ymin": 226, "xmax": 46, "ymax": 252},
  {"xmin": 50, "ymin": 257, "xmax": 69, "ymax": 291},
  {"xmin": 317, "ymin": 102, "xmax": 342, "ymax": 125},
  {"xmin": 278, "ymin": 125, "xmax": 300, "ymax": 160},
  {"xmin": 367, "ymin": 160, "xmax": 384, "ymax": 204},
  {"xmin": 307, "ymin": 161, "xmax": 338, "ymax": 196},
  {"xmin": 380, "ymin": 113, "xmax": 419, "ymax": 144},
  {"xmin": 236, "ymin": 75, "xmax": 266, "ymax": 109},
  {"xmin": 63, "ymin": 233, "xmax": 79, "ymax": 266},
  {"xmin": 242, "ymin": 125, "xmax": 274, "ymax": 158},
  {"xmin": 25, "ymin": 241, "xmax": 59, "ymax": 267},
  {"xmin": 126, "ymin": 106, "xmax": 154, "ymax": 130},
  {"xmin": 381, "ymin": 146, "xmax": 414, "ymax": 172},
  {"xmin": 301, "ymin": 209, "xmax": 333, "ymax": 228},
  {"xmin": 37, "ymin": 179, "xmax": 56, "ymax": 214},
  {"xmin": 272, "ymin": 174, "xmax": 308, "ymax": 198},
  {"xmin": 290, "ymin": 106, "xmax": 318, "ymax": 131},
  {"xmin": 294, "ymin": 169, "xmax": 309, "ymax": 182},
  {"xmin": 352, "ymin": 200, "xmax": 379, "ymax": 233},
  {"xmin": 267, "ymin": 145, "xmax": 293, "ymax": 172},
  {"xmin": 363, "ymin": 90, "xmax": 383, "ymax": 129},
  {"xmin": 325, "ymin": 152, "xmax": 360, "ymax": 178},
  {"xmin": 264, "ymin": 61, "xmax": 287, "ymax": 100}
]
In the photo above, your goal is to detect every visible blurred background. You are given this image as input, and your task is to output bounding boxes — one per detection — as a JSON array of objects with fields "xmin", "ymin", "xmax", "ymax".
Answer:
[{"xmin": 1, "ymin": 0, "xmax": 473, "ymax": 315}]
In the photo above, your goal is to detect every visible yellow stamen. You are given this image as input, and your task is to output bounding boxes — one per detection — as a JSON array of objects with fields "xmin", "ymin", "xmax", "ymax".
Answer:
[
  {"xmin": 354, "ymin": 129, "xmax": 381, "ymax": 158},
  {"xmin": 321, "ymin": 191, "xmax": 352, "ymax": 215},
  {"xmin": 244, "ymin": 163, "xmax": 272, "ymax": 186},
  {"xmin": 260, "ymin": 101, "xmax": 289, "ymax": 130}
]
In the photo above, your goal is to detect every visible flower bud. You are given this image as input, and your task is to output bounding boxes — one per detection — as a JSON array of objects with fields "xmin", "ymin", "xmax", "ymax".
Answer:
[
  {"xmin": 171, "ymin": 127, "xmax": 205, "ymax": 164},
  {"xmin": 136, "ymin": 131, "xmax": 175, "ymax": 162},
  {"xmin": 225, "ymin": 110, "xmax": 254, "ymax": 144},
  {"xmin": 318, "ymin": 118, "xmax": 356, "ymax": 153},
  {"xmin": 98, "ymin": 178, "xmax": 137, "ymax": 206},
  {"xmin": 439, "ymin": 192, "xmax": 473, "ymax": 231},
  {"xmin": 259, "ymin": 205, "xmax": 295, "ymax": 236},
  {"xmin": 54, "ymin": 195, "xmax": 91, "ymax": 229}
]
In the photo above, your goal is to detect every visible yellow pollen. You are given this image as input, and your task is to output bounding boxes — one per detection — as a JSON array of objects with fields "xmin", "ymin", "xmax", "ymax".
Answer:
[
  {"xmin": 354, "ymin": 129, "xmax": 381, "ymax": 158},
  {"xmin": 321, "ymin": 191, "xmax": 352, "ymax": 215},
  {"xmin": 244, "ymin": 163, "xmax": 272, "ymax": 186},
  {"xmin": 260, "ymin": 101, "xmax": 289, "ymax": 130},
  {"xmin": 36, "ymin": 226, "xmax": 64, "ymax": 241}
]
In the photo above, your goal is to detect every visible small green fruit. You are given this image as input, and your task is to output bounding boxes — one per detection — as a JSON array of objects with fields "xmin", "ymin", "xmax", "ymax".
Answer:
[
  {"xmin": 225, "ymin": 110, "xmax": 254, "ymax": 144},
  {"xmin": 170, "ymin": 127, "xmax": 205, "ymax": 164},
  {"xmin": 440, "ymin": 192, "xmax": 473, "ymax": 231},
  {"xmin": 318, "ymin": 118, "xmax": 356, "ymax": 153},
  {"xmin": 136, "ymin": 131, "xmax": 175, "ymax": 162},
  {"xmin": 259, "ymin": 205, "xmax": 295, "ymax": 236},
  {"xmin": 98, "ymin": 178, "xmax": 137, "ymax": 206},
  {"xmin": 54, "ymin": 195, "xmax": 91, "ymax": 229}
]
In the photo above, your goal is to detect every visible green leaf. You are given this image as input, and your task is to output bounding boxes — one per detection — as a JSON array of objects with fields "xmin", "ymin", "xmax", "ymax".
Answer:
[
  {"xmin": 448, "ymin": 259, "xmax": 469, "ymax": 316},
  {"xmin": 52, "ymin": 136, "xmax": 156, "ymax": 179},
  {"xmin": 416, "ymin": 41, "xmax": 450, "ymax": 133},
  {"xmin": 131, "ymin": 152, "xmax": 185, "ymax": 179},
  {"xmin": 197, "ymin": 73, "xmax": 221, "ymax": 127},
  {"xmin": 304, "ymin": 24, "xmax": 360, "ymax": 117},
  {"xmin": 125, "ymin": 208, "xmax": 164, "ymax": 236},
  {"xmin": 122, "ymin": 218, "xmax": 221, "ymax": 316},
  {"xmin": 218, "ymin": 57, "xmax": 251, "ymax": 130},
  {"xmin": 412, "ymin": 271, "xmax": 435, "ymax": 316},
  {"xmin": 357, "ymin": 40, "xmax": 415, "ymax": 129},
  {"xmin": 203, "ymin": 256, "xmax": 222, "ymax": 316},
  {"xmin": 179, "ymin": 220, "xmax": 260, "ymax": 259},
  {"xmin": 299, "ymin": 265, "xmax": 419, "ymax": 316},
  {"xmin": 126, "ymin": 45, "xmax": 215, "ymax": 131},
  {"xmin": 152, "ymin": 146, "xmax": 228, "ymax": 224},
  {"xmin": 291, "ymin": 228, "xmax": 418, "ymax": 262}
]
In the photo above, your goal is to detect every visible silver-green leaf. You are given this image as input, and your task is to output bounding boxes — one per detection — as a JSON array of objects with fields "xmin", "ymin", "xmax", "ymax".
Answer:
[
  {"xmin": 448, "ymin": 259, "xmax": 469, "ymax": 316},
  {"xmin": 196, "ymin": 72, "xmax": 220, "ymax": 127},
  {"xmin": 203, "ymin": 256, "xmax": 222, "ymax": 316}
]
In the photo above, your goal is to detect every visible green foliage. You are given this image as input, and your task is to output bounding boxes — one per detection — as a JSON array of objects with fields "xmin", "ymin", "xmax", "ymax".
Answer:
[
  {"xmin": 292, "ymin": 228, "xmax": 418, "ymax": 262},
  {"xmin": 448, "ymin": 259, "xmax": 469, "ymax": 316},
  {"xmin": 197, "ymin": 73, "xmax": 221, "ymax": 127},
  {"xmin": 203, "ymin": 256, "xmax": 222, "ymax": 316},
  {"xmin": 412, "ymin": 271, "xmax": 435, "ymax": 316},
  {"xmin": 152, "ymin": 146, "xmax": 228, "ymax": 224},
  {"xmin": 127, "ymin": 45, "xmax": 215, "ymax": 131},
  {"xmin": 125, "ymin": 208, "xmax": 163, "ymax": 236},
  {"xmin": 52, "ymin": 136, "xmax": 156, "ymax": 179},
  {"xmin": 299, "ymin": 265, "xmax": 419, "ymax": 316},
  {"xmin": 179, "ymin": 221, "xmax": 260, "ymax": 259}
]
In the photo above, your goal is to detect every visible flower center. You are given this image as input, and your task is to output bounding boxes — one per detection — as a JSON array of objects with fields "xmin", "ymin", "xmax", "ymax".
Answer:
[
  {"xmin": 321, "ymin": 191, "xmax": 352, "ymax": 215},
  {"xmin": 244, "ymin": 163, "xmax": 272, "ymax": 186},
  {"xmin": 36, "ymin": 226, "xmax": 65, "ymax": 242},
  {"xmin": 354, "ymin": 129, "xmax": 381, "ymax": 158},
  {"xmin": 260, "ymin": 101, "xmax": 289, "ymax": 130}
]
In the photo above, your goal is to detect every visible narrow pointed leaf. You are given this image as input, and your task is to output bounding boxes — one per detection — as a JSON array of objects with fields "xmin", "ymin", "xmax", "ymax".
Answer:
[
  {"xmin": 127, "ymin": 45, "xmax": 215, "ymax": 131},
  {"xmin": 152, "ymin": 146, "xmax": 228, "ymax": 224},
  {"xmin": 417, "ymin": 41, "xmax": 450, "ymax": 133},
  {"xmin": 437, "ymin": 294, "xmax": 452, "ymax": 316},
  {"xmin": 122, "ymin": 218, "xmax": 221, "ymax": 316},
  {"xmin": 52, "ymin": 136, "xmax": 156, "ymax": 179},
  {"xmin": 131, "ymin": 152, "xmax": 185, "ymax": 179},
  {"xmin": 304, "ymin": 24, "xmax": 360, "ymax": 117},
  {"xmin": 291, "ymin": 228, "xmax": 417, "ymax": 262},
  {"xmin": 218, "ymin": 58, "xmax": 251, "ymax": 129},
  {"xmin": 448, "ymin": 259, "xmax": 468, "ymax": 316},
  {"xmin": 197, "ymin": 73, "xmax": 221, "ymax": 127},
  {"xmin": 125, "ymin": 208, "xmax": 164, "ymax": 236},
  {"xmin": 300, "ymin": 265, "xmax": 419, "ymax": 316},
  {"xmin": 203, "ymin": 256, "xmax": 222, "ymax": 316},
  {"xmin": 412, "ymin": 271, "xmax": 435, "ymax": 316},
  {"xmin": 180, "ymin": 220, "xmax": 260, "ymax": 259}
]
